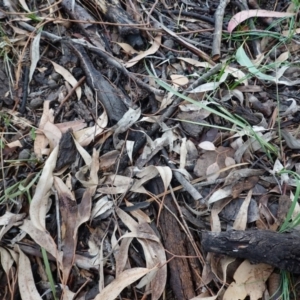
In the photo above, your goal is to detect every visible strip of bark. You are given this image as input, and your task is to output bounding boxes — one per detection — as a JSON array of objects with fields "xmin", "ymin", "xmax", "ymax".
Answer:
[
  {"xmin": 88, "ymin": 0, "xmax": 144, "ymax": 48},
  {"xmin": 65, "ymin": 41, "xmax": 128, "ymax": 123}
]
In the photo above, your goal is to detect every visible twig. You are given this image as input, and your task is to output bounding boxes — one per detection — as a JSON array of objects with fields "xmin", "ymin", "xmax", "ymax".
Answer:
[
  {"xmin": 18, "ymin": 22, "xmax": 62, "ymax": 43},
  {"xmin": 19, "ymin": 65, "xmax": 29, "ymax": 114},
  {"xmin": 212, "ymin": 0, "xmax": 230, "ymax": 61},
  {"xmin": 55, "ymin": 76, "xmax": 86, "ymax": 118}
]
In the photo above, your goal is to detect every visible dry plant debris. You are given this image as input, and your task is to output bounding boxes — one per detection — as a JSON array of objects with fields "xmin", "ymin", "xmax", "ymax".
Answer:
[{"xmin": 1, "ymin": 0, "xmax": 300, "ymax": 299}]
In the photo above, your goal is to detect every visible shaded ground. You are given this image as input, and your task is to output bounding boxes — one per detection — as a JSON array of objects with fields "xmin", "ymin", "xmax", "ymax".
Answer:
[{"xmin": 1, "ymin": 0, "xmax": 300, "ymax": 299}]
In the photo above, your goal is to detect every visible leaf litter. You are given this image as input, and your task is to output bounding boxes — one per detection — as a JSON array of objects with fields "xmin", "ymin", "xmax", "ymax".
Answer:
[{"xmin": 1, "ymin": 0, "xmax": 300, "ymax": 299}]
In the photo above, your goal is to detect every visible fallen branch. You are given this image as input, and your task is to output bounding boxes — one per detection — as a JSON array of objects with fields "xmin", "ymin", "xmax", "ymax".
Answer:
[{"xmin": 202, "ymin": 229, "xmax": 300, "ymax": 273}]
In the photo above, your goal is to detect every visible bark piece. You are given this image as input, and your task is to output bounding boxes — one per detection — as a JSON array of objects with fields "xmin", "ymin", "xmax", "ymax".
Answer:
[
  {"xmin": 92, "ymin": 0, "xmax": 144, "ymax": 48},
  {"xmin": 66, "ymin": 41, "xmax": 128, "ymax": 123},
  {"xmin": 202, "ymin": 230, "xmax": 300, "ymax": 273},
  {"xmin": 148, "ymin": 178, "xmax": 199, "ymax": 299},
  {"xmin": 62, "ymin": 0, "xmax": 106, "ymax": 50}
]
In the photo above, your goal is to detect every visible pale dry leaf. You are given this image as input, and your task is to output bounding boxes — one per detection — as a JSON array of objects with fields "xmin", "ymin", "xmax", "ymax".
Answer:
[
  {"xmin": 116, "ymin": 42, "xmax": 140, "ymax": 55},
  {"xmin": 18, "ymin": 0, "xmax": 31, "ymax": 12},
  {"xmin": 61, "ymin": 289, "xmax": 75, "ymax": 300},
  {"xmin": 115, "ymin": 235, "xmax": 133, "ymax": 277},
  {"xmin": 0, "ymin": 247, "xmax": 14, "ymax": 276},
  {"xmin": 51, "ymin": 61, "xmax": 81, "ymax": 100},
  {"xmin": 223, "ymin": 260, "xmax": 273, "ymax": 300},
  {"xmin": 113, "ymin": 107, "xmax": 141, "ymax": 149},
  {"xmin": 34, "ymin": 101, "xmax": 54, "ymax": 158},
  {"xmin": 20, "ymin": 220, "xmax": 62, "ymax": 264},
  {"xmin": 29, "ymin": 145, "xmax": 59, "ymax": 231},
  {"xmin": 94, "ymin": 267, "xmax": 156, "ymax": 300},
  {"xmin": 6, "ymin": 140, "xmax": 23, "ymax": 148},
  {"xmin": 126, "ymin": 140, "xmax": 135, "ymax": 164},
  {"xmin": 275, "ymin": 51, "xmax": 289, "ymax": 64},
  {"xmin": 0, "ymin": 211, "xmax": 26, "ymax": 240},
  {"xmin": 43, "ymin": 120, "xmax": 62, "ymax": 149},
  {"xmin": 208, "ymin": 185, "xmax": 232, "ymax": 204},
  {"xmin": 199, "ymin": 141, "xmax": 216, "ymax": 151},
  {"xmin": 233, "ymin": 189, "xmax": 253, "ymax": 230},
  {"xmin": 180, "ymin": 137, "xmax": 187, "ymax": 169},
  {"xmin": 97, "ymin": 175, "xmax": 133, "ymax": 194},
  {"xmin": 206, "ymin": 162, "xmax": 220, "ymax": 181},
  {"xmin": 225, "ymin": 156, "xmax": 236, "ymax": 167},
  {"xmin": 73, "ymin": 112, "xmax": 108, "ymax": 146},
  {"xmin": 177, "ymin": 57, "xmax": 212, "ymax": 68},
  {"xmin": 155, "ymin": 166, "xmax": 172, "ymax": 191},
  {"xmin": 73, "ymin": 137, "xmax": 91, "ymax": 166},
  {"xmin": 281, "ymin": 129, "xmax": 300, "ymax": 150},
  {"xmin": 29, "ymin": 30, "xmax": 41, "ymax": 83},
  {"xmin": 116, "ymin": 208, "xmax": 167, "ymax": 300},
  {"xmin": 91, "ymin": 196, "xmax": 113, "ymax": 219},
  {"xmin": 54, "ymin": 119, "xmax": 87, "ymax": 133},
  {"xmin": 125, "ymin": 200, "xmax": 151, "ymax": 223},
  {"xmin": 18, "ymin": 247, "xmax": 42, "ymax": 300},
  {"xmin": 170, "ymin": 74, "xmax": 189, "ymax": 87},
  {"xmin": 211, "ymin": 198, "xmax": 233, "ymax": 232},
  {"xmin": 228, "ymin": 9, "xmax": 294, "ymax": 33},
  {"xmin": 124, "ymin": 33, "xmax": 162, "ymax": 68}
]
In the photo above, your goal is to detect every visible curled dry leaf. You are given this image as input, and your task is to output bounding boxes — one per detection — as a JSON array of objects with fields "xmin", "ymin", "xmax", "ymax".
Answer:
[
  {"xmin": 0, "ymin": 247, "xmax": 15, "ymax": 277},
  {"xmin": 170, "ymin": 74, "xmax": 189, "ymax": 87},
  {"xmin": 0, "ymin": 212, "xmax": 26, "ymax": 240},
  {"xmin": 34, "ymin": 101, "xmax": 55, "ymax": 158},
  {"xmin": 94, "ymin": 267, "xmax": 157, "ymax": 300},
  {"xmin": 223, "ymin": 260, "xmax": 273, "ymax": 300},
  {"xmin": 116, "ymin": 208, "xmax": 167, "ymax": 300},
  {"xmin": 206, "ymin": 162, "xmax": 220, "ymax": 181},
  {"xmin": 113, "ymin": 108, "xmax": 141, "ymax": 149},
  {"xmin": 73, "ymin": 111, "xmax": 108, "ymax": 147},
  {"xmin": 124, "ymin": 33, "xmax": 162, "ymax": 68},
  {"xmin": 91, "ymin": 196, "xmax": 113, "ymax": 220},
  {"xmin": 199, "ymin": 141, "xmax": 216, "ymax": 151},
  {"xmin": 29, "ymin": 145, "xmax": 59, "ymax": 232},
  {"xmin": 20, "ymin": 220, "xmax": 62, "ymax": 265},
  {"xmin": 228, "ymin": 9, "xmax": 294, "ymax": 33},
  {"xmin": 51, "ymin": 61, "xmax": 82, "ymax": 100},
  {"xmin": 18, "ymin": 247, "xmax": 42, "ymax": 300},
  {"xmin": 54, "ymin": 176, "xmax": 94, "ymax": 284},
  {"xmin": 29, "ymin": 30, "xmax": 41, "ymax": 84}
]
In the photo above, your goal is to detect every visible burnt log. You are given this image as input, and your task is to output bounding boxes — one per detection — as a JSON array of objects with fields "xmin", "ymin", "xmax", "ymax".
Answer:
[{"xmin": 202, "ymin": 230, "xmax": 300, "ymax": 273}]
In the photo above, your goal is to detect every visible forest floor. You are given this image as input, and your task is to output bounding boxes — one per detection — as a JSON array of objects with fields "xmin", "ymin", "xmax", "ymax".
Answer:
[{"xmin": 1, "ymin": 0, "xmax": 300, "ymax": 299}]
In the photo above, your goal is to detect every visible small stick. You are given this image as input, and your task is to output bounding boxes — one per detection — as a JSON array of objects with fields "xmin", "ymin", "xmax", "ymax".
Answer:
[
  {"xmin": 161, "ymin": 148, "xmax": 203, "ymax": 202},
  {"xmin": 55, "ymin": 76, "xmax": 86, "ymax": 118},
  {"xmin": 212, "ymin": 0, "xmax": 230, "ymax": 61},
  {"xmin": 19, "ymin": 65, "xmax": 29, "ymax": 114}
]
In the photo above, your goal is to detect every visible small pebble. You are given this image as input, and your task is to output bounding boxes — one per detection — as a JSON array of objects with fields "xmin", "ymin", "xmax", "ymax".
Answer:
[
  {"xmin": 18, "ymin": 149, "xmax": 31, "ymax": 160},
  {"xmin": 29, "ymin": 97, "xmax": 44, "ymax": 109},
  {"xmin": 51, "ymin": 72, "xmax": 61, "ymax": 81},
  {"xmin": 163, "ymin": 39, "xmax": 175, "ymax": 49},
  {"xmin": 48, "ymin": 79, "xmax": 57, "ymax": 88}
]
